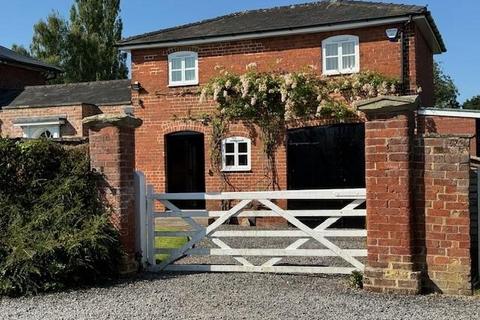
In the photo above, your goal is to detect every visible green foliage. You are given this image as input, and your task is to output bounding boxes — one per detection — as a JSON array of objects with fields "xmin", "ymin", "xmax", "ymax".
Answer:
[
  {"xmin": 10, "ymin": 44, "xmax": 32, "ymax": 57},
  {"xmin": 463, "ymin": 95, "xmax": 480, "ymax": 110},
  {"xmin": 434, "ymin": 61, "xmax": 460, "ymax": 108},
  {"xmin": 348, "ymin": 271, "xmax": 363, "ymax": 289},
  {"xmin": 26, "ymin": 0, "xmax": 127, "ymax": 83},
  {"xmin": 0, "ymin": 139, "xmax": 122, "ymax": 296}
]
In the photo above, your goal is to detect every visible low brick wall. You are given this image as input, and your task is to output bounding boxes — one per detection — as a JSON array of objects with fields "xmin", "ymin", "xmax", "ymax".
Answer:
[
  {"xmin": 413, "ymin": 134, "xmax": 472, "ymax": 295},
  {"xmin": 361, "ymin": 98, "xmax": 475, "ymax": 295},
  {"xmin": 470, "ymin": 166, "xmax": 479, "ymax": 283}
]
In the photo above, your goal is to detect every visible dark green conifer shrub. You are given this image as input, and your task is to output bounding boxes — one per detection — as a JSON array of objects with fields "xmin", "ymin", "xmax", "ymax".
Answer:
[{"xmin": 0, "ymin": 138, "xmax": 121, "ymax": 296}]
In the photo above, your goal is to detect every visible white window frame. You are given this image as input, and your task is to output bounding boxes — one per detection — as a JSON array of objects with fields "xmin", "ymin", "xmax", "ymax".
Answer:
[
  {"xmin": 221, "ymin": 137, "xmax": 251, "ymax": 172},
  {"xmin": 168, "ymin": 51, "xmax": 199, "ymax": 87},
  {"xmin": 14, "ymin": 119, "xmax": 64, "ymax": 139},
  {"xmin": 322, "ymin": 35, "xmax": 360, "ymax": 76}
]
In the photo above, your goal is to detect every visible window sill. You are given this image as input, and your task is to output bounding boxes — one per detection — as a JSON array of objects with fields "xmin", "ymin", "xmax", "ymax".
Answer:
[
  {"xmin": 322, "ymin": 69, "xmax": 360, "ymax": 76},
  {"xmin": 221, "ymin": 168, "xmax": 252, "ymax": 173},
  {"xmin": 168, "ymin": 82, "xmax": 199, "ymax": 88}
]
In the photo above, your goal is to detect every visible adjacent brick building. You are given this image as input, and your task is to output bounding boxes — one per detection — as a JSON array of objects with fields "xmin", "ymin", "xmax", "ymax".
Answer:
[
  {"xmin": 0, "ymin": 80, "xmax": 131, "ymax": 138},
  {"xmin": 0, "ymin": 45, "xmax": 61, "ymax": 89}
]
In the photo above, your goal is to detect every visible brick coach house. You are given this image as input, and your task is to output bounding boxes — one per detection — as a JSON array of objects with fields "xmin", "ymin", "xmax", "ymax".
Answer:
[
  {"xmin": 118, "ymin": 0, "xmax": 446, "ymax": 204},
  {"xmin": 0, "ymin": 45, "xmax": 131, "ymax": 139}
]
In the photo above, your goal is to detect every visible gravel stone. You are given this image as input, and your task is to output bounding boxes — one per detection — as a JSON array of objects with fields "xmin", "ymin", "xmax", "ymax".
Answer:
[{"xmin": 1, "ymin": 272, "xmax": 479, "ymax": 320}]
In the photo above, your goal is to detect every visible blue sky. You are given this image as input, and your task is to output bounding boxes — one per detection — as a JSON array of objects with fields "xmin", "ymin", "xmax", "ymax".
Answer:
[{"xmin": 1, "ymin": 0, "xmax": 478, "ymax": 102}]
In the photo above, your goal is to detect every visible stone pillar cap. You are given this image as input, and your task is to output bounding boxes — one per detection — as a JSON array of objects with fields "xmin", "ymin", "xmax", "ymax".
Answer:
[
  {"xmin": 83, "ymin": 113, "xmax": 143, "ymax": 129},
  {"xmin": 355, "ymin": 95, "xmax": 420, "ymax": 114}
]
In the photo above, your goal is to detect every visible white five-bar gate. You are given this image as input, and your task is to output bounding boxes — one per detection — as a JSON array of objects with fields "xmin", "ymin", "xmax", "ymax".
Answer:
[{"xmin": 136, "ymin": 174, "xmax": 367, "ymax": 275}]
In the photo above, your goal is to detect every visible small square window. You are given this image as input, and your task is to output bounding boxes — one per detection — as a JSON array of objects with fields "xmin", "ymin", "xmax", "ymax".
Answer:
[
  {"xmin": 238, "ymin": 155, "xmax": 248, "ymax": 166},
  {"xmin": 225, "ymin": 143, "xmax": 235, "ymax": 153},
  {"xmin": 226, "ymin": 155, "xmax": 235, "ymax": 166},
  {"xmin": 172, "ymin": 70, "xmax": 182, "ymax": 82},
  {"xmin": 168, "ymin": 52, "xmax": 198, "ymax": 86},
  {"xmin": 238, "ymin": 142, "xmax": 248, "ymax": 153},
  {"xmin": 322, "ymin": 35, "xmax": 359, "ymax": 75},
  {"xmin": 221, "ymin": 137, "xmax": 251, "ymax": 172},
  {"xmin": 185, "ymin": 69, "xmax": 196, "ymax": 81}
]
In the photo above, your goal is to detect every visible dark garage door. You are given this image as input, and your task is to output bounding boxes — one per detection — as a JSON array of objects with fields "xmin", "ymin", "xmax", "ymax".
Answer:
[{"xmin": 287, "ymin": 123, "xmax": 365, "ymax": 226}]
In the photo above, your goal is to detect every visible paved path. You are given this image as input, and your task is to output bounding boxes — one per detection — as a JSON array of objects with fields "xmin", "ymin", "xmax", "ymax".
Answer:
[{"xmin": 1, "ymin": 272, "xmax": 479, "ymax": 320}]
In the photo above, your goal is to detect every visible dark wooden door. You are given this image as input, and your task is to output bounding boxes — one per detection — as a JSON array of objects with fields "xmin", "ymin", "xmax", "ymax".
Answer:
[{"xmin": 166, "ymin": 131, "xmax": 205, "ymax": 209}]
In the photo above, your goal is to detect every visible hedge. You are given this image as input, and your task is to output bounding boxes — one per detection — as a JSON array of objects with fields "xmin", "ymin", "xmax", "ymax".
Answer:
[{"xmin": 0, "ymin": 138, "xmax": 122, "ymax": 296}]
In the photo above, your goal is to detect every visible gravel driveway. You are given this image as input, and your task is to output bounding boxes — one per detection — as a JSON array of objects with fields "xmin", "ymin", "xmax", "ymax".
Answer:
[{"xmin": 1, "ymin": 272, "xmax": 479, "ymax": 320}]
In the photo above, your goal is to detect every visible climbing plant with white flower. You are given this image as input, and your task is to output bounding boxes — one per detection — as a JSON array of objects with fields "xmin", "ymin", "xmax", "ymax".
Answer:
[{"xmin": 200, "ymin": 68, "xmax": 400, "ymax": 187}]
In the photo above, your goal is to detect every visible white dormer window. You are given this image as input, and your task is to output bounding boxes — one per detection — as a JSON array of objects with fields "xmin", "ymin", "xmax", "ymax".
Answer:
[
  {"xmin": 221, "ymin": 137, "xmax": 251, "ymax": 172},
  {"xmin": 168, "ymin": 51, "xmax": 199, "ymax": 86},
  {"xmin": 322, "ymin": 35, "xmax": 360, "ymax": 76}
]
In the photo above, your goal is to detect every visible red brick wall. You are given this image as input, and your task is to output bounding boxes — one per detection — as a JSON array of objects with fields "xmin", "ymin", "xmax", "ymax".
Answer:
[
  {"xmin": 417, "ymin": 115, "xmax": 477, "ymax": 155},
  {"xmin": 88, "ymin": 124, "xmax": 137, "ymax": 271},
  {"xmin": 0, "ymin": 104, "xmax": 127, "ymax": 138},
  {"xmin": 363, "ymin": 107, "xmax": 474, "ymax": 295},
  {"xmin": 363, "ymin": 110, "xmax": 421, "ymax": 294},
  {"xmin": 131, "ymin": 23, "xmax": 434, "ymax": 195},
  {"xmin": 413, "ymin": 135, "xmax": 472, "ymax": 295},
  {"xmin": 0, "ymin": 105, "xmax": 85, "ymax": 138},
  {"xmin": 414, "ymin": 26, "xmax": 434, "ymax": 107},
  {"xmin": 0, "ymin": 65, "xmax": 46, "ymax": 89}
]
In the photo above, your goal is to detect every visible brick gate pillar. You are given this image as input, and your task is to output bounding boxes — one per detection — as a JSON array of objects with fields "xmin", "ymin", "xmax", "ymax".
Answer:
[
  {"xmin": 83, "ymin": 114, "xmax": 143, "ymax": 274},
  {"xmin": 356, "ymin": 96, "xmax": 421, "ymax": 294}
]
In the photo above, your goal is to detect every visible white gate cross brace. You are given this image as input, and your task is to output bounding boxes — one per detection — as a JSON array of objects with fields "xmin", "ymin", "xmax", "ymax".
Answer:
[
  {"xmin": 258, "ymin": 199, "xmax": 365, "ymax": 270},
  {"xmin": 160, "ymin": 200, "xmax": 254, "ymax": 267},
  {"xmin": 156, "ymin": 199, "xmax": 252, "ymax": 271},
  {"xmin": 262, "ymin": 199, "xmax": 365, "ymax": 267}
]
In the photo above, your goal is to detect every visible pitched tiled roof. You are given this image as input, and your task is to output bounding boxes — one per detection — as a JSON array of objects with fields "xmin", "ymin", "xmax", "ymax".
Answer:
[
  {"xmin": 118, "ymin": 0, "xmax": 445, "ymax": 52},
  {"xmin": 0, "ymin": 45, "xmax": 62, "ymax": 73},
  {"xmin": 1, "ymin": 79, "xmax": 131, "ymax": 109}
]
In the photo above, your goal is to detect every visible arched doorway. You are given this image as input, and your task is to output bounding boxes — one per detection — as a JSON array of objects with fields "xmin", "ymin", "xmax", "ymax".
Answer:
[{"xmin": 165, "ymin": 131, "xmax": 205, "ymax": 209}]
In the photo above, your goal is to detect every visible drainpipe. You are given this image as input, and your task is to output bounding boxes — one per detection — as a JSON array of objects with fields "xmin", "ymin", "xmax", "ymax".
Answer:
[{"xmin": 400, "ymin": 15, "xmax": 413, "ymax": 95}]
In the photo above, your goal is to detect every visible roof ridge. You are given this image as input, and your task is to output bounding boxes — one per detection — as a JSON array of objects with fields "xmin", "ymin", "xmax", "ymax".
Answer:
[
  {"xmin": 119, "ymin": 0, "xmax": 426, "ymax": 44},
  {"xmin": 120, "ymin": 1, "xmax": 331, "ymax": 43},
  {"xmin": 336, "ymin": 0, "xmax": 425, "ymax": 11},
  {"xmin": 23, "ymin": 79, "xmax": 130, "ymax": 90}
]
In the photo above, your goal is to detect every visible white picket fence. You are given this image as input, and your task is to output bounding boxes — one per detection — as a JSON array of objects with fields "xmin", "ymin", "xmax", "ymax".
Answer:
[{"xmin": 136, "ymin": 172, "xmax": 367, "ymax": 275}]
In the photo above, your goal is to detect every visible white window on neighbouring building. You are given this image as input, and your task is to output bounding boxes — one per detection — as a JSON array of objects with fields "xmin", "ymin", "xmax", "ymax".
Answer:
[
  {"xmin": 168, "ymin": 51, "xmax": 199, "ymax": 86},
  {"xmin": 322, "ymin": 35, "xmax": 360, "ymax": 76},
  {"xmin": 221, "ymin": 137, "xmax": 251, "ymax": 172},
  {"xmin": 13, "ymin": 116, "xmax": 65, "ymax": 139}
]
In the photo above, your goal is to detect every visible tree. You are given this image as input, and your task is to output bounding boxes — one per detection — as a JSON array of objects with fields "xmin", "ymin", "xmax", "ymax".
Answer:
[
  {"xmin": 28, "ymin": 0, "xmax": 127, "ymax": 83},
  {"xmin": 433, "ymin": 61, "xmax": 460, "ymax": 108},
  {"xmin": 463, "ymin": 95, "xmax": 480, "ymax": 110},
  {"xmin": 66, "ymin": 0, "xmax": 128, "ymax": 82},
  {"xmin": 30, "ymin": 11, "xmax": 68, "ymax": 83},
  {"xmin": 10, "ymin": 44, "xmax": 31, "ymax": 57}
]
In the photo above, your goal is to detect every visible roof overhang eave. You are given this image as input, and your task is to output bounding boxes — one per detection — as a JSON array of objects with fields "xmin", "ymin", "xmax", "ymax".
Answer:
[
  {"xmin": 412, "ymin": 14, "xmax": 446, "ymax": 54},
  {"xmin": 117, "ymin": 16, "xmax": 415, "ymax": 52}
]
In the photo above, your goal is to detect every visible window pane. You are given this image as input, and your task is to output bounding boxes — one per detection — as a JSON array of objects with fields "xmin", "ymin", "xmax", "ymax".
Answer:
[
  {"xmin": 171, "ymin": 58, "xmax": 182, "ymax": 70},
  {"xmin": 342, "ymin": 55, "xmax": 356, "ymax": 69},
  {"xmin": 238, "ymin": 155, "xmax": 248, "ymax": 166},
  {"xmin": 326, "ymin": 57, "xmax": 338, "ymax": 71},
  {"xmin": 226, "ymin": 155, "xmax": 235, "ymax": 166},
  {"xmin": 325, "ymin": 43, "xmax": 338, "ymax": 57},
  {"xmin": 238, "ymin": 142, "xmax": 248, "ymax": 153},
  {"xmin": 171, "ymin": 70, "xmax": 182, "ymax": 82},
  {"xmin": 185, "ymin": 69, "xmax": 196, "ymax": 81},
  {"xmin": 185, "ymin": 57, "xmax": 196, "ymax": 68},
  {"xmin": 342, "ymin": 42, "xmax": 355, "ymax": 55},
  {"xmin": 225, "ymin": 142, "xmax": 235, "ymax": 153}
]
